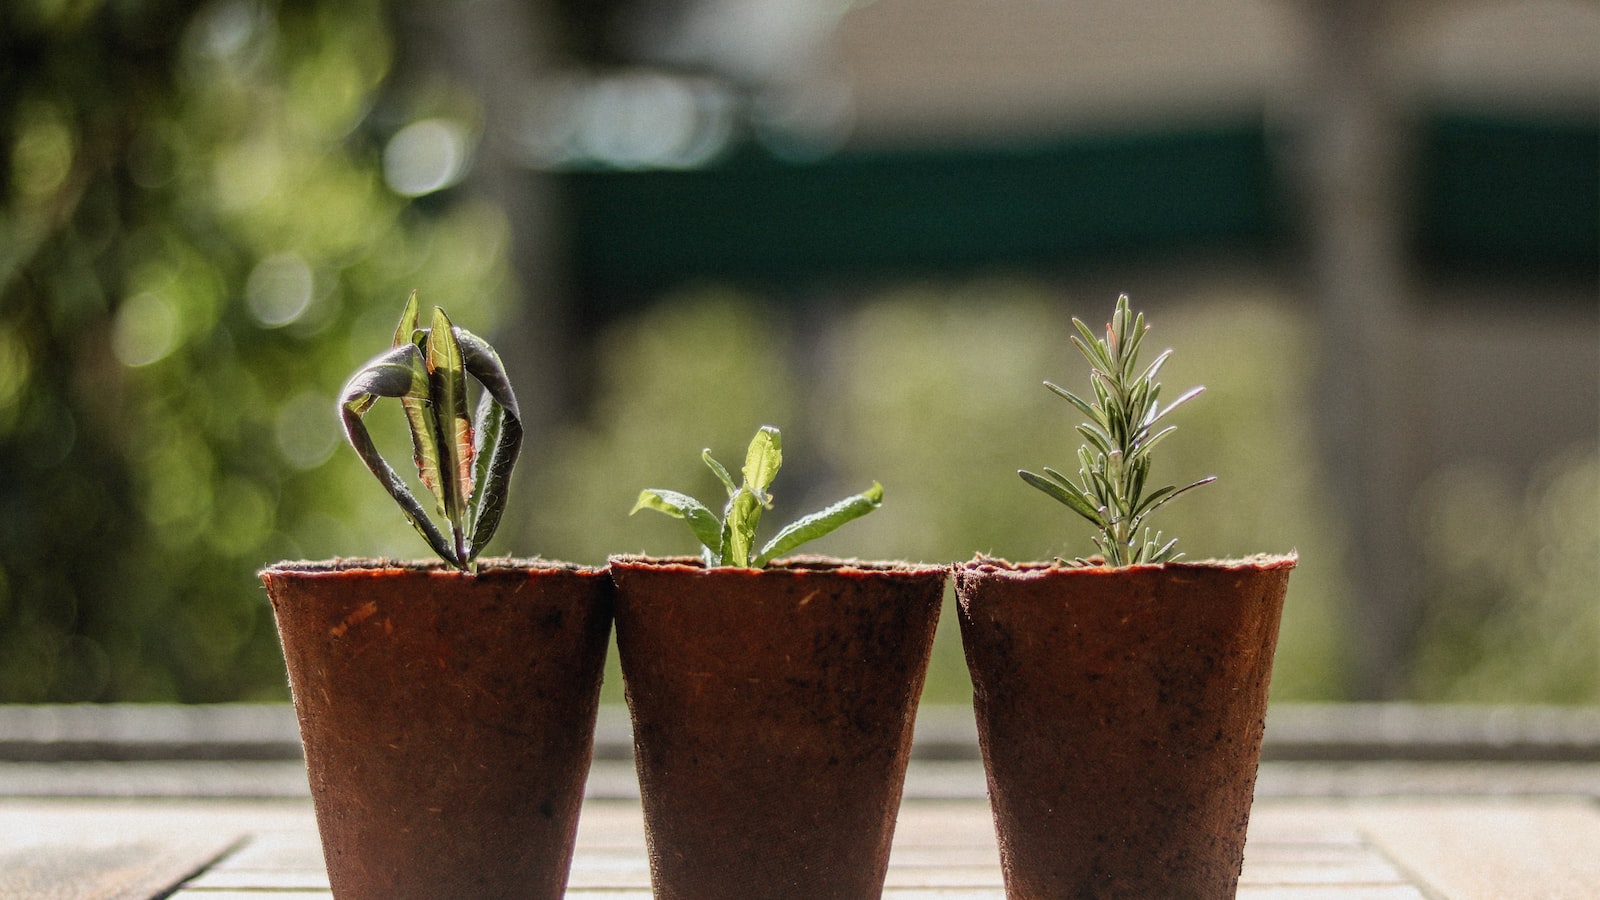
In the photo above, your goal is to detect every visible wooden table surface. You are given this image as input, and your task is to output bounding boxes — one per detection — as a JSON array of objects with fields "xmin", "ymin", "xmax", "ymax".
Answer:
[{"xmin": 4, "ymin": 705, "xmax": 1600, "ymax": 899}]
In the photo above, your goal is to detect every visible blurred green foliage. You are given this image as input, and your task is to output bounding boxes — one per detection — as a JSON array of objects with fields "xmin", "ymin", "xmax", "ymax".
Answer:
[
  {"xmin": 529, "ymin": 282, "xmax": 1595, "ymax": 705},
  {"xmin": 1, "ymin": 0, "xmax": 512, "ymax": 700},
  {"xmin": 529, "ymin": 282, "xmax": 1355, "ymax": 702},
  {"xmin": 1410, "ymin": 452, "xmax": 1599, "ymax": 701},
  {"xmin": 2, "ymin": 1, "xmax": 1591, "ymax": 706}
]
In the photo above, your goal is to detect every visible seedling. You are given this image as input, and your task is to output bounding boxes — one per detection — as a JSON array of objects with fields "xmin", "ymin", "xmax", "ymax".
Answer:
[
  {"xmin": 1021, "ymin": 294, "xmax": 1213, "ymax": 566},
  {"xmin": 340, "ymin": 292, "xmax": 521, "ymax": 569},
  {"xmin": 632, "ymin": 425, "xmax": 882, "ymax": 568}
]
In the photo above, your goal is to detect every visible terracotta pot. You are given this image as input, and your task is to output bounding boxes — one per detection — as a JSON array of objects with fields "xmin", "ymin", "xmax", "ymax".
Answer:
[
  {"xmin": 609, "ymin": 556, "xmax": 946, "ymax": 900},
  {"xmin": 260, "ymin": 558, "xmax": 614, "ymax": 900},
  {"xmin": 954, "ymin": 555, "xmax": 1296, "ymax": 900}
]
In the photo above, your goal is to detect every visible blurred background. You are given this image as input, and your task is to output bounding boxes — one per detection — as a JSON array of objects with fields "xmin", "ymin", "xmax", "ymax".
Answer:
[{"xmin": 1, "ymin": 0, "xmax": 1594, "ymax": 706}]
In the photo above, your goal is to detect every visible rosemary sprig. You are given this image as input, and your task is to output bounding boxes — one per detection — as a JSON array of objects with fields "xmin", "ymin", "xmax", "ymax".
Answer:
[{"xmin": 1020, "ymin": 294, "xmax": 1213, "ymax": 566}]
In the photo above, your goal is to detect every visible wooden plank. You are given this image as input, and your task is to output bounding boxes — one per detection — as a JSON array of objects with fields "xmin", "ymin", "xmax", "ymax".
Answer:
[
  {"xmin": 16, "ymin": 795, "xmax": 1600, "ymax": 897},
  {"xmin": 1353, "ymin": 797, "xmax": 1600, "ymax": 899},
  {"xmin": 0, "ymin": 830, "xmax": 242, "ymax": 900}
]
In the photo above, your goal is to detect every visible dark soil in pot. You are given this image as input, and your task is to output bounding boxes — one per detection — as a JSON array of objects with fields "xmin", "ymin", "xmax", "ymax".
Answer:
[
  {"xmin": 609, "ymin": 555, "xmax": 946, "ymax": 900},
  {"xmin": 954, "ymin": 554, "xmax": 1296, "ymax": 900},
  {"xmin": 261, "ymin": 558, "xmax": 613, "ymax": 900}
]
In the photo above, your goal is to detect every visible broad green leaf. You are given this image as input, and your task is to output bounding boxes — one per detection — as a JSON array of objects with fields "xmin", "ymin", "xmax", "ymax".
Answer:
[
  {"xmin": 725, "ymin": 487, "xmax": 763, "ymax": 568},
  {"xmin": 632, "ymin": 488, "xmax": 724, "ymax": 559},
  {"xmin": 755, "ymin": 481, "xmax": 883, "ymax": 566},
  {"xmin": 742, "ymin": 425, "xmax": 782, "ymax": 497},
  {"xmin": 725, "ymin": 426, "xmax": 782, "ymax": 568},
  {"xmin": 703, "ymin": 449, "xmax": 738, "ymax": 498},
  {"xmin": 426, "ymin": 308, "xmax": 474, "ymax": 540}
]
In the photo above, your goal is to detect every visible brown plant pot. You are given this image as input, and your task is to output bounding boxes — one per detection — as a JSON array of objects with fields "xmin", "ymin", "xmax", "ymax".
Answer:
[
  {"xmin": 954, "ymin": 554, "xmax": 1296, "ymax": 900},
  {"xmin": 608, "ymin": 556, "xmax": 946, "ymax": 900},
  {"xmin": 260, "ymin": 558, "xmax": 614, "ymax": 900}
]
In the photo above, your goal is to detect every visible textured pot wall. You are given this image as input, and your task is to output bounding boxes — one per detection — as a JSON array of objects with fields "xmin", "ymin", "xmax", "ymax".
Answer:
[
  {"xmin": 262, "ymin": 560, "xmax": 614, "ymax": 900},
  {"xmin": 955, "ymin": 556, "xmax": 1295, "ymax": 900},
  {"xmin": 610, "ymin": 557, "xmax": 945, "ymax": 900}
]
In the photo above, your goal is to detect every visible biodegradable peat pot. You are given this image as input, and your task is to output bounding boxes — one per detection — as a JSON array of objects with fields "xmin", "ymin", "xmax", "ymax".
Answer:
[
  {"xmin": 609, "ymin": 555, "xmax": 946, "ymax": 900},
  {"xmin": 260, "ymin": 558, "xmax": 614, "ymax": 900},
  {"xmin": 954, "ymin": 554, "xmax": 1296, "ymax": 900}
]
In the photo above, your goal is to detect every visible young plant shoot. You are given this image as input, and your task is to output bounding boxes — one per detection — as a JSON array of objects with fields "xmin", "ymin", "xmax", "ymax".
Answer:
[
  {"xmin": 339, "ymin": 292, "xmax": 522, "ymax": 569},
  {"xmin": 632, "ymin": 425, "xmax": 883, "ymax": 568},
  {"xmin": 1021, "ymin": 294, "xmax": 1213, "ymax": 566}
]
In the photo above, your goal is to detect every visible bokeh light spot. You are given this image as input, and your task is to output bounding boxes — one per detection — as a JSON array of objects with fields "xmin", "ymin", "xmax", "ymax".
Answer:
[
  {"xmin": 383, "ymin": 119, "xmax": 471, "ymax": 197},
  {"xmin": 12, "ymin": 111, "xmax": 74, "ymax": 201},
  {"xmin": 246, "ymin": 252, "xmax": 314, "ymax": 327},
  {"xmin": 275, "ymin": 389, "xmax": 340, "ymax": 470},
  {"xmin": 112, "ymin": 292, "xmax": 180, "ymax": 367}
]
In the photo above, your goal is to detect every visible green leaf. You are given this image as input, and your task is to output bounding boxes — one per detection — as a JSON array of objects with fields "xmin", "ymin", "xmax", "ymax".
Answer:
[
  {"xmin": 754, "ymin": 481, "xmax": 883, "ymax": 566},
  {"xmin": 742, "ymin": 425, "xmax": 782, "ymax": 497},
  {"xmin": 393, "ymin": 289, "xmax": 421, "ymax": 348},
  {"xmin": 717, "ymin": 426, "xmax": 782, "ymax": 568},
  {"xmin": 426, "ymin": 308, "xmax": 474, "ymax": 547},
  {"xmin": 1032, "ymin": 297, "xmax": 1212, "ymax": 565},
  {"xmin": 703, "ymin": 449, "xmax": 738, "ymax": 498},
  {"xmin": 1075, "ymin": 423, "xmax": 1114, "ymax": 457},
  {"xmin": 1151, "ymin": 385, "xmax": 1205, "ymax": 425},
  {"xmin": 1136, "ymin": 347, "xmax": 1173, "ymax": 389},
  {"xmin": 1070, "ymin": 319, "xmax": 1107, "ymax": 369},
  {"xmin": 1044, "ymin": 380, "xmax": 1101, "ymax": 423},
  {"xmin": 1020, "ymin": 469, "xmax": 1103, "ymax": 526},
  {"xmin": 632, "ymin": 488, "xmax": 725, "ymax": 560},
  {"xmin": 725, "ymin": 487, "xmax": 763, "ymax": 568}
]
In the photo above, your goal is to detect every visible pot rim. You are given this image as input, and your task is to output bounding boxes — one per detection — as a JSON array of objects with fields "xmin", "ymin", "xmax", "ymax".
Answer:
[
  {"xmin": 956, "ymin": 552, "xmax": 1297, "ymax": 579},
  {"xmin": 608, "ymin": 553, "xmax": 947, "ymax": 579},
  {"xmin": 259, "ymin": 557, "xmax": 604, "ymax": 579}
]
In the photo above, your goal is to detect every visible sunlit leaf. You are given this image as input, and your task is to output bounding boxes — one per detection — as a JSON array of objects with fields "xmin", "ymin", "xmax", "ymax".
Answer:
[
  {"xmin": 742, "ymin": 425, "xmax": 782, "ymax": 497},
  {"xmin": 631, "ymin": 425, "xmax": 881, "ymax": 569},
  {"xmin": 426, "ymin": 307, "xmax": 474, "ymax": 547},
  {"xmin": 755, "ymin": 481, "xmax": 883, "ymax": 566},
  {"xmin": 703, "ymin": 449, "xmax": 738, "ymax": 498},
  {"xmin": 632, "ymin": 488, "xmax": 724, "ymax": 560},
  {"xmin": 393, "ymin": 289, "xmax": 420, "ymax": 348}
]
